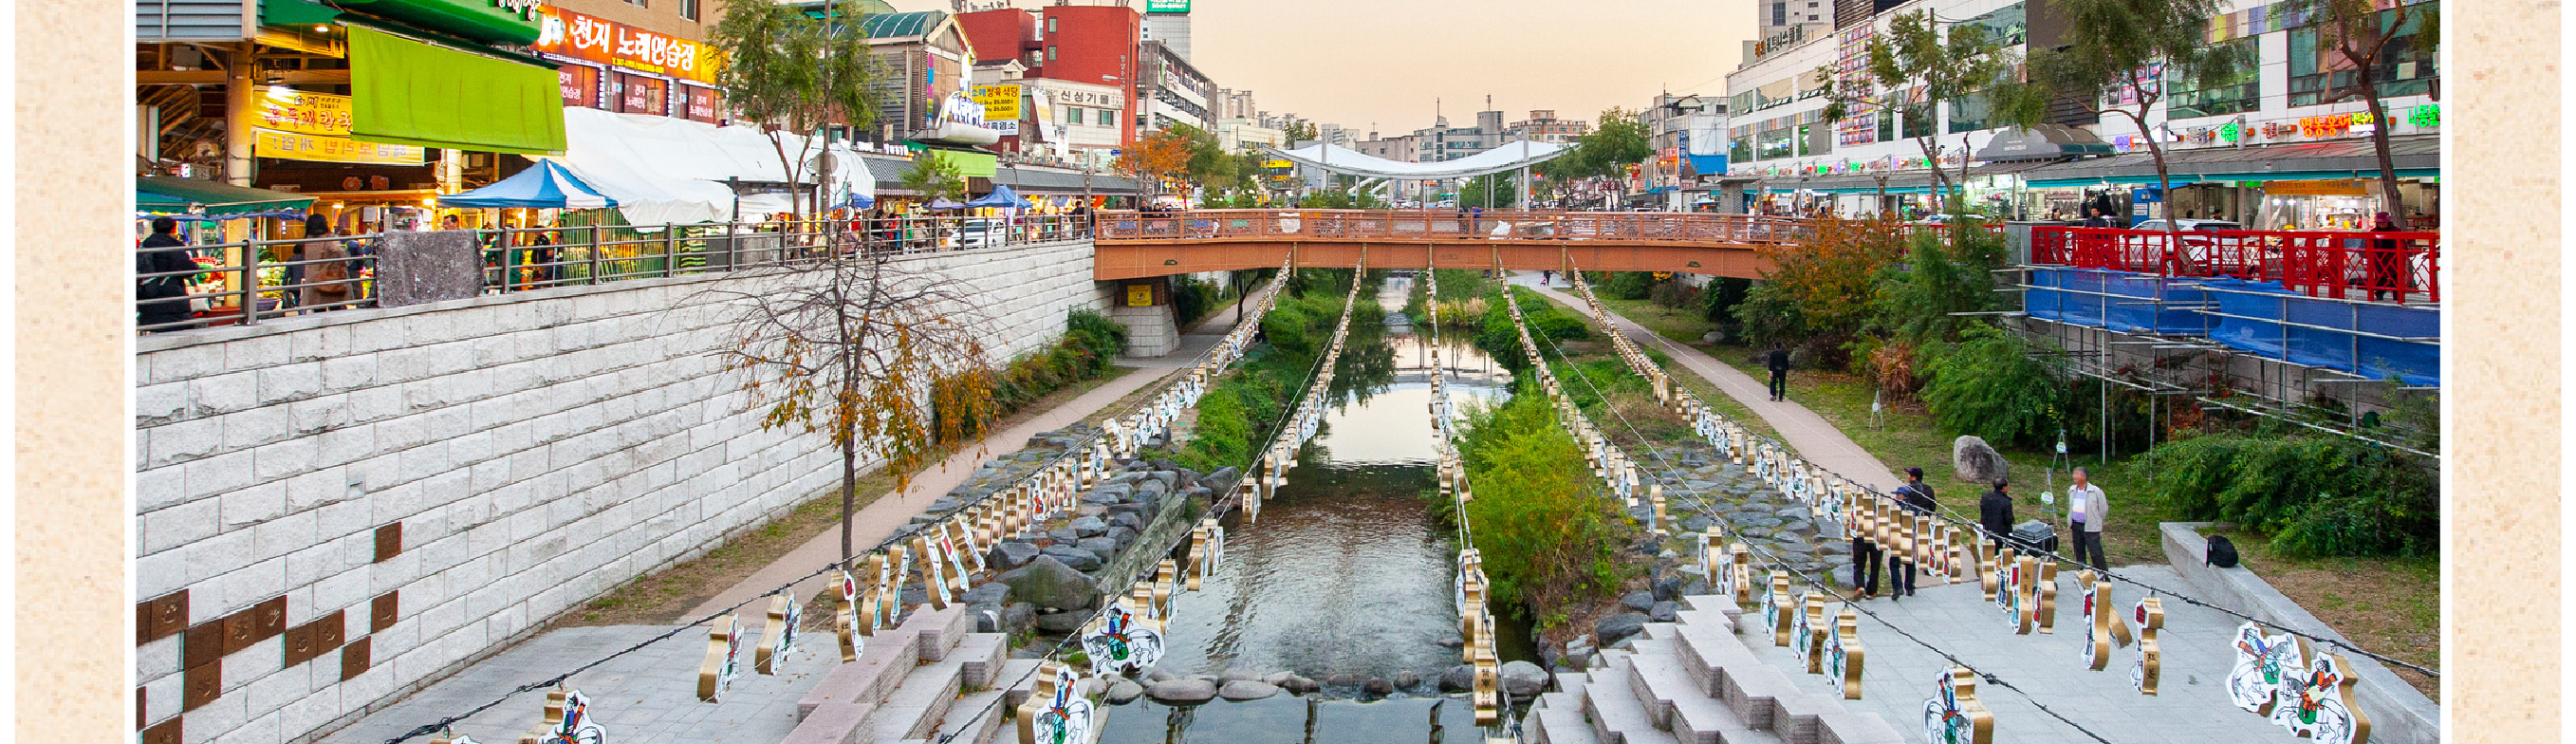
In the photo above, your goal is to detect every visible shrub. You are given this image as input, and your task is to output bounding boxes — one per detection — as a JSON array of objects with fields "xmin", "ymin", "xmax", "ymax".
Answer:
[
  {"xmin": 1455, "ymin": 383, "xmax": 1625, "ymax": 616},
  {"xmin": 1600, "ymin": 271, "xmax": 1657, "ymax": 300},
  {"xmin": 1171, "ymin": 274, "xmax": 1226, "ymax": 326},
  {"xmin": 2140, "ymin": 432, "xmax": 2437, "ymax": 557},
  {"xmin": 1918, "ymin": 326, "xmax": 2061, "ymax": 448}
]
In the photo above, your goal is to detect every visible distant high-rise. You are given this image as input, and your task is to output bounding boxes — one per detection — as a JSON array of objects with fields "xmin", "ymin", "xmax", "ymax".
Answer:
[{"xmin": 1140, "ymin": 0, "xmax": 1193, "ymax": 62}]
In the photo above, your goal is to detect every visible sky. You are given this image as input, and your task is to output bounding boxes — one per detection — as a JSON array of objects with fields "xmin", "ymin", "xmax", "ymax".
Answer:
[{"xmin": 1175, "ymin": 0, "xmax": 1759, "ymax": 134}]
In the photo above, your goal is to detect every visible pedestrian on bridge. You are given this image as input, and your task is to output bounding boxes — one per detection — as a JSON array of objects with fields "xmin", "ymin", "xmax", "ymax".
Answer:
[
  {"xmin": 2066, "ymin": 467, "xmax": 2109, "ymax": 567},
  {"xmin": 1765, "ymin": 343, "xmax": 1791, "ymax": 401}
]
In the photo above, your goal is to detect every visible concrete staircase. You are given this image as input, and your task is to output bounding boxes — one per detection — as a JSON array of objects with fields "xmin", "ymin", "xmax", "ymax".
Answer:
[
  {"xmin": 1527, "ymin": 595, "xmax": 1906, "ymax": 744},
  {"xmin": 784, "ymin": 605, "xmax": 1016, "ymax": 744}
]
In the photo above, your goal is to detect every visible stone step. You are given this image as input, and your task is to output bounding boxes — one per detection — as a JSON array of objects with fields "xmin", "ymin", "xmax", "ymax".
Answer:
[
  {"xmin": 996, "ymin": 659, "xmax": 1045, "ymax": 710},
  {"xmin": 918, "ymin": 689, "xmax": 1009, "ymax": 744},
  {"xmin": 954, "ymin": 633, "xmax": 1009, "ymax": 689},
  {"xmin": 912, "ymin": 605, "xmax": 973, "ymax": 661},
  {"xmin": 1626, "ymin": 643, "xmax": 1774, "ymax": 744},
  {"xmin": 875, "ymin": 651, "xmax": 971, "ymax": 742},
  {"xmin": 1677, "ymin": 595, "xmax": 1745, "ymax": 623},
  {"xmin": 1529, "ymin": 698, "xmax": 1603, "ymax": 744},
  {"xmin": 1579, "ymin": 655, "xmax": 1678, "ymax": 744},
  {"xmin": 779, "ymin": 702, "xmax": 876, "ymax": 744},
  {"xmin": 800, "ymin": 636, "xmax": 921, "ymax": 717}
]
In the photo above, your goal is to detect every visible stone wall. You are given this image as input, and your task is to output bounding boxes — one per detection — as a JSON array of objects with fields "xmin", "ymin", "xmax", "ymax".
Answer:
[{"xmin": 131, "ymin": 240, "xmax": 1107, "ymax": 744}]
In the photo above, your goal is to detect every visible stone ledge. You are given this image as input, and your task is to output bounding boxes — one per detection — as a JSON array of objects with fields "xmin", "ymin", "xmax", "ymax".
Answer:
[{"xmin": 2159, "ymin": 522, "xmax": 2440, "ymax": 744}]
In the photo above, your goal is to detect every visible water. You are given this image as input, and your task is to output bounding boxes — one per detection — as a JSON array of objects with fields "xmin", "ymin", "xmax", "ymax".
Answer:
[{"xmin": 1098, "ymin": 278, "xmax": 1532, "ymax": 743}]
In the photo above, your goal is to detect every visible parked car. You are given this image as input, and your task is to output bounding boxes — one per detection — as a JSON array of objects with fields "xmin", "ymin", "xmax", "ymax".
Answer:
[
  {"xmin": 2133, "ymin": 218, "xmax": 2243, "ymax": 232},
  {"xmin": 2130, "ymin": 219, "xmax": 2254, "ymax": 276}
]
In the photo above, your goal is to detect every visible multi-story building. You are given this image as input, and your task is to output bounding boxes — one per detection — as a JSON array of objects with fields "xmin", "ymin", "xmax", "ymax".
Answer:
[
  {"xmin": 1140, "ymin": 40, "xmax": 1214, "ymax": 132},
  {"xmin": 1720, "ymin": 0, "xmax": 2439, "ymax": 226},
  {"xmin": 1214, "ymin": 118, "xmax": 1286, "ymax": 154},
  {"xmin": 1504, "ymin": 110, "xmax": 1591, "ymax": 144},
  {"xmin": 1214, "ymin": 88, "xmax": 1260, "ymax": 120},
  {"xmin": 1140, "ymin": 0, "xmax": 1195, "ymax": 62},
  {"xmin": 955, "ymin": 4, "xmax": 1143, "ymax": 144}
]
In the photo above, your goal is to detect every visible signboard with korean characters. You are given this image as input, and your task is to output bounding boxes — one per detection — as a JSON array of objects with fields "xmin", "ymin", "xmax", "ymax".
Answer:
[
  {"xmin": 532, "ymin": 6, "xmax": 720, "ymax": 84},
  {"xmin": 973, "ymin": 84, "xmax": 1024, "ymax": 121},
  {"xmin": 254, "ymin": 130, "xmax": 425, "ymax": 165},
  {"xmin": 258, "ymin": 89, "xmax": 354, "ymax": 136}
]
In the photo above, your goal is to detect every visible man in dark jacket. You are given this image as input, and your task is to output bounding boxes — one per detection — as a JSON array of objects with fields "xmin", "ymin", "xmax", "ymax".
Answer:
[
  {"xmin": 137, "ymin": 216, "xmax": 196, "ymax": 330},
  {"xmin": 1765, "ymin": 343, "xmax": 1791, "ymax": 401},
  {"xmin": 2083, "ymin": 206, "xmax": 2113, "ymax": 228},
  {"xmin": 1889, "ymin": 467, "xmax": 1937, "ymax": 599},
  {"xmin": 1979, "ymin": 478, "xmax": 2015, "ymax": 554}
]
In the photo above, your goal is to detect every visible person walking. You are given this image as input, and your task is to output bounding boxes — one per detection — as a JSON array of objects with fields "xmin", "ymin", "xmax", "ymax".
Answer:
[
  {"xmin": 1890, "ymin": 467, "xmax": 1937, "ymax": 599},
  {"xmin": 2066, "ymin": 467, "xmax": 2109, "ymax": 567},
  {"xmin": 1848, "ymin": 527, "xmax": 1881, "ymax": 600},
  {"xmin": 1978, "ymin": 478, "xmax": 2015, "ymax": 555},
  {"xmin": 137, "ymin": 217, "xmax": 197, "ymax": 330},
  {"xmin": 298, "ymin": 214, "xmax": 353, "ymax": 311},
  {"xmin": 1765, "ymin": 343, "xmax": 1791, "ymax": 401},
  {"xmin": 2364, "ymin": 212, "xmax": 2410, "ymax": 302}
]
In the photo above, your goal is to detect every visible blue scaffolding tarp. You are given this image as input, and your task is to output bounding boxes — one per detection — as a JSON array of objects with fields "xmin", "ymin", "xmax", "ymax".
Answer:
[
  {"xmin": 2197, "ymin": 278, "xmax": 2440, "ymax": 386},
  {"xmin": 2024, "ymin": 268, "xmax": 2212, "ymax": 334}
]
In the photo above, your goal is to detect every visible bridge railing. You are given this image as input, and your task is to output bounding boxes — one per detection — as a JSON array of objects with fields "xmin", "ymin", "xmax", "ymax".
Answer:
[
  {"xmin": 1097, "ymin": 209, "xmax": 1810, "ymax": 245},
  {"xmin": 2029, "ymin": 226, "xmax": 2439, "ymax": 303},
  {"xmin": 135, "ymin": 214, "xmax": 1096, "ymax": 332}
]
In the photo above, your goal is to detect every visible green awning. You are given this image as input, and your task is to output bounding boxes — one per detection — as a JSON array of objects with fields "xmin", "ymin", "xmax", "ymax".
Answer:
[
  {"xmin": 912, "ymin": 146, "xmax": 999, "ymax": 178},
  {"xmin": 2026, "ymin": 169, "xmax": 2443, "ymax": 188},
  {"xmin": 137, "ymin": 177, "xmax": 317, "ymax": 219},
  {"xmin": 349, "ymin": 26, "xmax": 565, "ymax": 155},
  {"xmin": 258, "ymin": 0, "xmax": 343, "ymax": 28},
  {"xmin": 329, "ymin": 0, "xmax": 540, "ymax": 45}
]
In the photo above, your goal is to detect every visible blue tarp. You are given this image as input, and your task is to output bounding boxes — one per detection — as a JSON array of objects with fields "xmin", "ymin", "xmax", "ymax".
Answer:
[
  {"xmin": 2198, "ymin": 278, "xmax": 2440, "ymax": 386},
  {"xmin": 964, "ymin": 183, "xmax": 1033, "ymax": 209},
  {"xmin": 2023, "ymin": 268, "xmax": 2212, "ymax": 334},
  {"xmin": 440, "ymin": 160, "xmax": 618, "ymax": 209}
]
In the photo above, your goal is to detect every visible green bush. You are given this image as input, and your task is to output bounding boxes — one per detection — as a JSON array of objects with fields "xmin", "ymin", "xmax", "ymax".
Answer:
[
  {"xmin": 1699, "ymin": 277, "xmax": 1751, "ymax": 325},
  {"xmin": 2139, "ymin": 432, "xmax": 2437, "ymax": 557},
  {"xmin": 1171, "ymin": 274, "xmax": 1226, "ymax": 327},
  {"xmin": 1918, "ymin": 326, "xmax": 2062, "ymax": 448},
  {"xmin": 1455, "ymin": 382, "xmax": 1626, "ymax": 617},
  {"xmin": 1600, "ymin": 271, "xmax": 1657, "ymax": 300}
]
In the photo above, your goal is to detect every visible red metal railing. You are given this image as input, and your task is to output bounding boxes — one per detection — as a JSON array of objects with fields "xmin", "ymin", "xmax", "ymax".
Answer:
[
  {"xmin": 2029, "ymin": 227, "xmax": 2439, "ymax": 303},
  {"xmin": 1096, "ymin": 209, "xmax": 1811, "ymax": 246}
]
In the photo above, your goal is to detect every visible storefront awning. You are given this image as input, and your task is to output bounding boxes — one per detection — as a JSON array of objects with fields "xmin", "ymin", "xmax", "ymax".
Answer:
[
  {"xmin": 348, "ymin": 26, "xmax": 566, "ymax": 155},
  {"xmin": 1266, "ymin": 140, "xmax": 1570, "ymax": 180},
  {"xmin": 2020, "ymin": 136, "xmax": 2439, "ymax": 187},
  {"xmin": 138, "ymin": 177, "xmax": 317, "ymax": 220},
  {"xmin": 259, "ymin": 0, "xmax": 343, "ymax": 27},
  {"xmin": 328, "ymin": 0, "xmax": 542, "ymax": 45},
  {"xmin": 1975, "ymin": 124, "xmax": 2113, "ymax": 161},
  {"xmin": 553, "ymin": 107, "xmax": 873, "ymax": 226}
]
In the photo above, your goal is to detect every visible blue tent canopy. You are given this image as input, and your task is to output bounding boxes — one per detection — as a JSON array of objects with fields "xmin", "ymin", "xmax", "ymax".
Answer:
[
  {"xmin": 440, "ymin": 160, "xmax": 618, "ymax": 209},
  {"xmin": 836, "ymin": 192, "xmax": 876, "ymax": 211},
  {"xmin": 964, "ymin": 184, "xmax": 1033, "ymax": 209}
]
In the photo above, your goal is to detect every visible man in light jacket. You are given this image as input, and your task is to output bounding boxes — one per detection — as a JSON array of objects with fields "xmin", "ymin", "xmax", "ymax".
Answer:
[{"xmin": 2066, "ymin": 467, "xmax": 2108, "ymax": 567}]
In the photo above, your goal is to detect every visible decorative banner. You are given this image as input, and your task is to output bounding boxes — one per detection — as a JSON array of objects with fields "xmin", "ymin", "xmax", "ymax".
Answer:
[
  {"xmin": 2131, "ymin": 597, "xmax": 2165, "ymax": 696},
  {"xmin": 756, "ymin": 594, "xmax": 800, "ymax": 676},
  {"xmin": 520, "ymin": 689, "xmax": 604, "ymax": 744},
  {"xmin": 1826, "ymin": 608, "xmax": 1863, "ymax": 699},
  {"xmin": 2272, "ymin": 654, "xmax": 2371, "ymax": 743},
  {"xmin": 258, "ymin": 88, "xmax": 353, "ymax": 136},
  {"xmin": 1080, "ymin": 604, "xmax": 1166, "ymax": 678},
  {"xmin": 253, "ymin": 130, "xmax": 425, "ymax": 165},
  {"xmin": 1921, "ymin": 667, "xmax": 1994, "ymax": 744},
  {"xmin": 697, "ymin": 615, "xmax": 743, "ymax": 703},
  {"xmin": 835, "ymin": 570, "xmax": 863, "ymax": 661},
  {"xmin": 1016, "ymin": 662, "xmax": 1097, "ymax": 744}
]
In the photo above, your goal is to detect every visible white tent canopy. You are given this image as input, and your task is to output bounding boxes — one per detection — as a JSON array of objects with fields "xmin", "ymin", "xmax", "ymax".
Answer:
[
  {"xmin": 1264, "ymin": 140, "xmax": 1572, "ymax": 180},
  {"xmin": 550, "ymin": 107, "xmax": 875, "ymax": 227}
]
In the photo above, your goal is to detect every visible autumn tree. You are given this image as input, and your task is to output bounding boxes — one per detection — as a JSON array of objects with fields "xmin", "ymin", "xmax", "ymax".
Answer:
[
  {"xmin": 711, "ymin": 1, "xmax": 876, "ymax": 218},
  {"xmin": 711, "ymin": 254, "xmax": 1000, "ymax": 563},
  {"xmin": 1823, "ymin": 11, "xmax": 2019, "ymax": 200},
  {"xmin": 1993, "ymin": 0, "xmax": 2252, "ymax": 228},
  {"xmin": 1734, "ymin": 216, "xmax": 1906, "ymax": 363}
]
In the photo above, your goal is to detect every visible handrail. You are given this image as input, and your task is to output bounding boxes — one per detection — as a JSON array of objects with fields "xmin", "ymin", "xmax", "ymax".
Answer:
[
  {"xmin": 2028, "ymin": 226, "xmax": 2439, "ymax": 304},
  {"xmin": 1094, "ymin": 209, "xmax": 1812, "ymax": 245},
  {"xmin": 134, "ymin": 214, "xmax": 1099, "ymax": 333}
]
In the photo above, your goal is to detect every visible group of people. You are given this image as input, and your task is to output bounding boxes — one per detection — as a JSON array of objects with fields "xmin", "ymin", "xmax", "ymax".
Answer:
[
  {"xmin": 134, "ymin": 214, "xmax": 375, "ymax": 331},
  {"xmin": 1844, "ymin": 465, "xmax": 2110, "ymax": 601}
]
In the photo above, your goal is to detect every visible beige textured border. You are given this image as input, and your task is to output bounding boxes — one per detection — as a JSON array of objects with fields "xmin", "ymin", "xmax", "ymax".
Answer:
[
  {"xmin": 2448, "ymin": 0, "xmax": 2560, "ymax": 741},
  {"xmin": 9, "ymin": 1, "xmax": 2562, "ymax": 742},
  {"xmin": 19, "ymin": 0, "xmax": 129, "ymax": 739}
]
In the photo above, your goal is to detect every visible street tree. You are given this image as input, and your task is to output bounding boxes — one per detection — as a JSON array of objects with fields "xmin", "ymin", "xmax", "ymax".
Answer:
[
  {"xmin": 711, "ymin": 252, "xmax": 1001, "ymax": 564},
  {"xmin": 1824, "ymin": 10, "xmax": 2020, "ymax": 201},
  {"xmin": 1992, "ymin": 0, "xmax": 2252, "ymax": 229},
  {"xmin": 2273, "ymin": 0, "xmax": 2439, "ymax": 227},
  {"xmin": 1460, "ymin": 173, "xmax": 1520, "ymax": 210},
  {"xmin": 1283, "ymin": 121, "xmax": 1320, "ymax": 143},
  {"xmin": 1117, "ymin": 124, "xmax": 1223, "ymax": 199},
  {"xmin": 710, "ymin": 2, "xmax": 876, "ymax": 219},
  {"xmin": 900, "ymin": 150, "xmax": 967, "ymax": 204}
]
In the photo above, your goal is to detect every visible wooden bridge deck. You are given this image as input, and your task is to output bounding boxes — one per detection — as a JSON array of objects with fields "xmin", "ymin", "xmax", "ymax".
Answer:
[{"xmin": 1091, "ymin": 209, "xmax": 1796, "ymax": 280}]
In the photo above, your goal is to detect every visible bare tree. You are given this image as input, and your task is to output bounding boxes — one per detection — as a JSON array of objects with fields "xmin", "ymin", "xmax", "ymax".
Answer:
[{"xmin": 707, "ymin": 253, "xmax": 1002, "ymax": 563}]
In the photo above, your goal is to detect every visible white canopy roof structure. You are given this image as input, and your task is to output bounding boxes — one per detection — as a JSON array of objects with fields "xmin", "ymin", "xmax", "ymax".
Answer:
[
  {"xmin": 550, "ymin": 108, "xmax": 874, "ymax": 226},
  {"xmin": 1265, "ymin": 140, "xmax": 1572, "ymax": 180}
]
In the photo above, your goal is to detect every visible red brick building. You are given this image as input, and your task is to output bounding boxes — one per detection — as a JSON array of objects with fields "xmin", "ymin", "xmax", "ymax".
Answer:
[{"xmin": 955, "ymin": 6, "xmax": 1141, "ymax": 145}]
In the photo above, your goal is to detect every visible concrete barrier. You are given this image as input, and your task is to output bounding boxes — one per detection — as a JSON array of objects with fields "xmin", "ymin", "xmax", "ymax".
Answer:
[{"xmin": 2159, "ymin": 522, "xmax": 2440, "ymax": 744}]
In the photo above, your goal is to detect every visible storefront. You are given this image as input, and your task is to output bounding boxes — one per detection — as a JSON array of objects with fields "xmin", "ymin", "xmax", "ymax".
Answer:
[
  {"xmin": 2019, "ymin": 135, "xmax": 2439, "ymax": 229},
  {"xmin": 528, "ymin": 6, "xmax": 724, "ymax": 122}
]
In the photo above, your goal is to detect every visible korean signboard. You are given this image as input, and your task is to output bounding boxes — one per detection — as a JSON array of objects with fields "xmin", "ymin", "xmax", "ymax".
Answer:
[
  {"xmin": 1048, "ymin": 87, "xmax": 1123, "ymax": 110},
  {"xmin": 973, "ymin": 84, "xmax": 1023, "ymax": 121},
  {"xmin": 254, "ymin": 130, "xmax": 425, "ymax": 165},
  {"xmin": 259, "ymin": 89, "xmax": 354, "ymax": 137},
  {"xmin": 617, "ymin": 73, "xmax": 669, "ymax": 115},
  {"xmin": 682, "ymin": 85, "xmax": 722, "ymax": 123},
  {"xmin": 532, "ymin": 6, "xmax": 720, "ymax": 85},
  {"xmin": 558, "ymin": 65, "xmax": 600, "ymax": 108},
  {"xmin": 1144, "ymin": 0, "xmax": 1191, "ymax": 12}
]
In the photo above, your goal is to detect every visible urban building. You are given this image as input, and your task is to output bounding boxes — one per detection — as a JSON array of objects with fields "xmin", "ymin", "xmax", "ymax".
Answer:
[
  {"xmin": 1140, "ymin": 40, "xmax": 1214, "ymax": 132},
  {"xmin": 1504, "ymin": 110, "xmax": 1590, "ymax": 144},
  {"xmin": 1140, "ymin": 0, "xmax": 1195, "ymax": 62},
  {"xmin": 1215, "ymin": 88, "xmax": 1260, "ymax": 120},
  {"xmin": 1214, "ymin": 118, "xmax": 1286, "ymax": 154},
  {"xmin": 1718, "ymin": 0, "xmax": 2440, "ymax": 227},
  {"xmin": 955, "ymin": 3, "xmax": 1143, "ymax": 144}
]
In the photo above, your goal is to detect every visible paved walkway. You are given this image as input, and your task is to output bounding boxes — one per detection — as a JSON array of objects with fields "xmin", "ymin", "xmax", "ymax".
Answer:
[
  {"xmin": 1511, "ymin": 273, "xmax": 1906, "ymax": 493},
  {"xmin": 687, "ymin": 304, "xmax": 1245, "ymax": 617}
]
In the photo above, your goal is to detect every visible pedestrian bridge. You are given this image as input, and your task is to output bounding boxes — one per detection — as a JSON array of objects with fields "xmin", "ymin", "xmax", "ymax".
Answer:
[{"xmin": 1092, "ymin": 209, "xmax": 1797, "ymax": 280}]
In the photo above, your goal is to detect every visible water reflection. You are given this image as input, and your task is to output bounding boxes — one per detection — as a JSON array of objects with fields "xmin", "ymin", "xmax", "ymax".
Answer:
[{"xmin": 1104, "ymin": 278, "xmax": 1527, "ymax": 742}]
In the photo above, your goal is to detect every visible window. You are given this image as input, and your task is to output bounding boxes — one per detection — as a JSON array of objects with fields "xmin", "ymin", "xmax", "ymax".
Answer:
[
  {"xmin": 2288, "ymin": 3, "xmax": 2437, "ymax": 106},
  {"xmin": 621, "ymin": 0, "xmax": 644, "ymax": 7},
  {"xmin": 1771, "ymin": 2, "xmax": 1787, "ymax": 26},
  {"xmin": 1099, "ymin": 109, "xmax": 1117, "ymax": 126},
  {"xmin": 1947, "ymin": 93, "xmax": 1992, "ymax": 133},
  {"xmin": 2168, "ymin": 38, "xmax": 2260, "ymax": 118},
  {"xmin": 1900, "ymin": 102, "xmax": 1935, "ymax": 139},
  {"xmin": 1047, "ymin": 17, "xmax": 1058, "ymax": 33},
  {"xmin": 1757, "ymin": 126, "xmax": 1794, "ymax": 160},
  {"xmin": 1047, "ymin": 46, "xmax": 1059, "ymax": 61},
  {"xmin": 679, "ymin": 0, "xmax": 696, "ymax": 21},
  {"xmin": 1955, "ymin": 3, "xmax": 2027, "ymax": 47}
]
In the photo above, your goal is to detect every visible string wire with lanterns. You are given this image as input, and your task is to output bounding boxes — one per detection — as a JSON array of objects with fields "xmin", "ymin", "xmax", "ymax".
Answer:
[
  {"xmin": 1416, "ymin": 263, "xmax": 1515, "ymax": 739},
  {"xmin": 388, "ymin": 260, "xmax": 1308, "ymax": 744}
]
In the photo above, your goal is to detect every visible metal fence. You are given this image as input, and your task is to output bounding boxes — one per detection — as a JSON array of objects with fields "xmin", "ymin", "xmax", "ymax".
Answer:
[
  {"xmin": 2029, "ymin": 226, "xmax": 2440, "ymax": 304},
  {"xmin": 135, "ymin": 214, "xmax": 1097, "ymax": 332},
  {"xmin": 1096, "ymin": 209, "xmax": 1815, "ymax": 245}
]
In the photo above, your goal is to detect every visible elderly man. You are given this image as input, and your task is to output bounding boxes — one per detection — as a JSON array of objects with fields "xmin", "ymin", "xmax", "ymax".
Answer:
[{"xmin": 2066, "ymin": 467, "xmax": 2109, "ymax": 567}]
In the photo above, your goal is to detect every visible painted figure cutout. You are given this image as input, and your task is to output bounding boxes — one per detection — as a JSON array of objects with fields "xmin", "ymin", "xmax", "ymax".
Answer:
[
  {"xmin": 1017, "ymin": 663, "xmax": 1096, "ymax": 744},
  {"xmin": 2227, "ymin": 622, "xmax": 2306, "ymax": 715},
  {"xmin": 835, "ymin": 569, "xmax": 862, "ymax": 661},
  {"xmin": 756, "ymin": 593, "xmax": 800, "ymax": 676},
  {"xmin": 1081, "ymin": 604, "xmax": 1166, "ymax": 678},
  {"xmin": 696, "ymin": 614, "xmax": 743, "ymax": 703},
  {"xmin": 2131, "ymin": 597, "xmax": 2165, "ymax": 696},
  {"xmin": 1920, "ymin": 666, "xmax": 1993, "ymax": 744},
  {"xmin": 2273, "ymin": 652, "xmax": 2371, "ymax": 743},
  {"xmin": 1826, "ymin": 608, "xmax": 1863, "ymax": 699},
  {"xmin": 2080, "ymin": 572, "xmax": 2110, "ymax": 671},
  {"xmin": 518, "ymin": 689, "xmax": 604, "ymax": 744}
]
